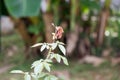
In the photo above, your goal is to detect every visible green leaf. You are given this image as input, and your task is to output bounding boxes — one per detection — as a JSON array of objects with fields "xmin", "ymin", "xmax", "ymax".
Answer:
[
  {"xmin": 44, "ymin": 75, "xmax": 58, "ymax": 80},
  {"xmin": 58, "ymin": 45, "xmax": 66, "ymax": 55},
  {"xmin": 46, "ymin": 45, "xmax": 50, "ymax": 49},
  {"xmin": 80, "ymin": 0, "xmax": 100, "ymax": 10},
  {"xmin": 55, "ymin": 54, "xmax": 61, "ymax": 63},
  {"xmin": 4, "ymin": 0, "xmax": 41, "ymax": 18},
  {"xmin": 50, "ymin": 53, "xmax": 55, "ymax": 59},
  {"xmin": 51, "ymin": 43, "xmax": 57, "ymax": 50},
  {"xmin": 41, "ymin": 44, "xmax": 46, "ymax": 52},
  {"xmin": 24, "ymin": 73, "xmax": 31, "ymax": 80},
  {"xmin": 58, "ymin": 41, "xmax": 65, "ymax": 45},
  {"xmin": 34, "ymin": 63, "xmax": 43, "ymax": 75},
  {"xmin": 28, "ymin": 25, "xmax": 40, "ymax": 35},
  {"xmin": 61, "ymin": 57, "xmax": 69, "ymax": 65},
  {"xmin": 31, "ymin": 43, "xmax": 42, "ymax": 47},
  {"xmin": 44, "ymin": 76, "xmax": 50, "ymax": 80},
  {"xmin": 38, "ymin": 72, "xmax": 47, "ymax": 78},
  {"xmin": 31, "ymin": 59, "xmax": 43, "ymax": 68},
  {"xmin": 31, "ymin": 73, "xmax": 38, "ymax": 80},
  {"xmin": 45, "ymin": 59, "xmax": 52, "ymax": 63},
  {"xmin": 31, "ymin": 72, "xmax": 46, "ymax": 80},
  {"xmin": 44, "ymin": 62, "xmax": 51, "ymax": 72},
  {"xmin": 10, "ymin": 70, "xmax": 24, "ymax": 74}
]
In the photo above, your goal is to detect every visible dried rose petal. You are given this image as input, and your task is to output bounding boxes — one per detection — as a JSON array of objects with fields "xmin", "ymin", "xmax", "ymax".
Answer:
[{"xmin": 55, "ymin": 26, "xmax": 64, "ymax": 39}]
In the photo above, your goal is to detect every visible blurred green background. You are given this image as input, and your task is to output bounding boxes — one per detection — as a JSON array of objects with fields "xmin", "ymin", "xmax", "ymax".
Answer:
[{"xmin": 0, "ymin": 0, "xmax": 120, "ymax": 80}]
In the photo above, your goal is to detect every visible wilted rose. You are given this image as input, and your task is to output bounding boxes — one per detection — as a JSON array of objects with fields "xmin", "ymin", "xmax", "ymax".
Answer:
[
  {"xmin": 52, "ymin": 26, "xmax": 64, "ymax": 40},
  {"xmin": 55, "ymin": 26, "xmax": 64, "ymax": 39}
]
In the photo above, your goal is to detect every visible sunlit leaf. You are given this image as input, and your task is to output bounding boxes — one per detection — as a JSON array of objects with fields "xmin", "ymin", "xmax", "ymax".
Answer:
[
  {"xmin": 55, "ymin": 54, "xmax": 61, "ymax": 63},
  {"xmin": 44, "ymin": 62, "xmax": 51, "ymax": 72},
  {"xmin": 61, "ymin": 57, "xmax": 69, "ymax": 65},
  {"xmin": 44, "ymin": 76, "xmax": 50, "ymax": 80},
  {"xmin": 31, "ymin": 59, "xmax": 43, "ymax": 68},
  {"xmin": 41, "ymin": 44, "xmax": 46, "ymax": 52},
  {"xmin": 57, "ymin": 41, "xmax": 65, "ymax": 45},
  {"xmin": 34, "ymin": 63, "xmax": 43, "ymax": 75},
  {"xmin": 10, "ymin": 70, "xmax": 24, "ymax": 74},
  {"xmin": 46, "ymin": 45, "xmax": 50, "ymax": 49},
  {"xmin": 51, "ymin": 43, "xmax": 57, "ymax": 50},
  {"xmin": 38, "ymin": 72, "xmax": 47, "ymax": 78},
  {"xmin": 50, "ymin": 53, "xmax": 55, "ymax": 59},
  {"xmin": 31, "ymin": 73, "xmax": 37, "ymax": 79},
  {"xmin": 58, "ymin": 45, "xmax": 66, "ymax": 55},
  {"xmin": 24, "ymin": 73, "xmax": 31, "ymax": 80},
  {"xmin": 44, "ymin": 75, "xmax": 58, "ymax": 80},
  {"xmin": 31, "ymin": 43, "xmax": 42, "ymax": 47},
  {"xmin": 45, "ymin": 59, "xmax": 52, "ymax": 63}
]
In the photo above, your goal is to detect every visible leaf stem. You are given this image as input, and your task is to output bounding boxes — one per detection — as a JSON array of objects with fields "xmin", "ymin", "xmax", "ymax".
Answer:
[{"xmin": 46, "ymin": 48, "xmax": 52, "ymax": 59}]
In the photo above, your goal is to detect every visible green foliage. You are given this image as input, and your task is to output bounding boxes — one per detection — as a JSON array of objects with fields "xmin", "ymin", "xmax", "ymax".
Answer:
[
  {"xmin": 28, "ymin": 21, "xmax": 45, "ymax": 35},
  {"xmin": 40, "ymin": 44, "xmax": 47, "ymax": 52},
  {"xmin": 50, "ymin": 53, "xmax": 68, "ymax": 65},
  {"xmin": 58, "ymin": 44, "xmax": 66, "ymax": 55},
  {"xmin": 10, "ymin": 70, "xmax": 24, "ymax": 74},
  {"xmin": 28, "ymin": 25, "xmax": 41, "ymax": 35},
  {"xmin": 80, "ymin": 0, "xmax": 101, "ymax": 10},
  {"xmin": 51, "ymin": 43, "xmax": 57, "ymax": 50},
  {"xmin": 4, "ymin": 0, "xmax": 41, "ymax": 18},
  {"xmin": 24, "ymin": 73, "xmax": 31, "ymax": 80},
  {"xmin": 44, "ymin": 75, "xmax": 58, "ymax": 80},
  {"xmin": 11, "ymin": 24, "xmax": 68, "ymax": 80}
]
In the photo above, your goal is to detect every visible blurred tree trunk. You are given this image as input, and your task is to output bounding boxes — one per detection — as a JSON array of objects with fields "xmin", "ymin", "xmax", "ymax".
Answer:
[
  {"xmin": 66, "ymin": 0, "xmax": 80, "ymax": 56},
  {"xmin": 96, "ymin": 0, "xmax": 111, "ymax": 46},
  {"xmin": 43, "ymin": 13, "xmax": 54, "ymax": 43},
  {"xmin": 70, "ymin": 0, "xmax": 79, "ymax": 30},
  {"xmin": 96, "ymin": 9, "xmax": 109, "ymax": 46},
  {"xmin": 15, "ymin": 18, "xmax": 32, "ymax": 45},
  {"xmin": 42, "ymin": 0, "xmax": 54, "ymax": 43}
]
